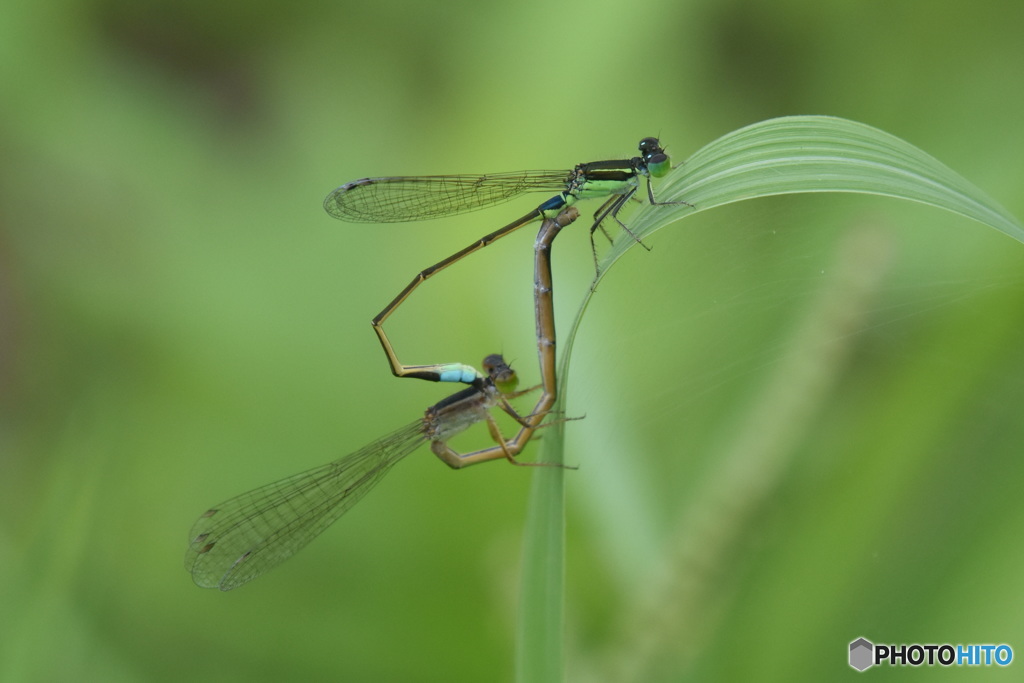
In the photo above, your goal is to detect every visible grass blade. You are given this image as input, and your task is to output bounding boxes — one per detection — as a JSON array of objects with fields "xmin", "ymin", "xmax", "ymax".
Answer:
[{"xmin": 514, "ymin": 115, "xmax": 1023, "ymax": 681}]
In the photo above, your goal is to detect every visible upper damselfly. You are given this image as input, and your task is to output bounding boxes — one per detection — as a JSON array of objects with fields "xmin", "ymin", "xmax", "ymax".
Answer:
[{"xmin": 324, "ymin": 139, "xmax": 690, "ymax": 384}]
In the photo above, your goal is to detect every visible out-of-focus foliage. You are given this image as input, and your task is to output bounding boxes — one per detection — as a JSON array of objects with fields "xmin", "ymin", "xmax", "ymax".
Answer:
[{"xmin": 1, "ymin": 0, "xmax": 1022, "ymax": 681}]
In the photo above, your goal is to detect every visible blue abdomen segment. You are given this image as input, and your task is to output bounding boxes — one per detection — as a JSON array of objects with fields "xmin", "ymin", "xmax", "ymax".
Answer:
[
  {"xmin": 438, "ymin": 364, "xmax": 482, "ymax": 384},
  {"xmin": 538, "ymin": 193, "xmax": 570, "ymax": 213}
]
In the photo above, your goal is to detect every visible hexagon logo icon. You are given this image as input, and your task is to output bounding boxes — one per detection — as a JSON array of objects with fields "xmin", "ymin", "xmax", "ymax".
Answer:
[{"xmin": 849, "ymin": 637, "xmax": 874, "ymax": 671}]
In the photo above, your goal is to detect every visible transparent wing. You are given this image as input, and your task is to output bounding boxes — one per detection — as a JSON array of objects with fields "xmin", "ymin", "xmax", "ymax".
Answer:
[
  {"xmin": 185, "ymin": 421, "xmax": 426, "ymax": 591},
  {"xmin": 324, "ymin": 170, "xmax": 572, "ymax": 223}
]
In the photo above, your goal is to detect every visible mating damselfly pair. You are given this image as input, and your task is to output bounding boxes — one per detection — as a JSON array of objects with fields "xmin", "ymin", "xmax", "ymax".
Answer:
[{"xmin": 186, "ymin": 139, "xmax": 689, "ymax": 589}]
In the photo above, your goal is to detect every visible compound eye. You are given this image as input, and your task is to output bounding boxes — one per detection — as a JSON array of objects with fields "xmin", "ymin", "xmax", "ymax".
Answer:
[
  {"xmin": 647, "ymin": 152, "xmax": 671, "ymax": 177},
  {"xmin": 481, "ymin": 354, "xmax": 518, "ymax": 391}
]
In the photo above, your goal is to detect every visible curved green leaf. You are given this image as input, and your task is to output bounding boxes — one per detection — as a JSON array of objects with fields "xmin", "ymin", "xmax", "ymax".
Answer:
[
  {"xmin": 516, "ymin": 115, "xmax": 1024, "ymax": 682},
  {"xmin": 609, "ymin": 115, "xmax": 1024, "ymax": 273}
]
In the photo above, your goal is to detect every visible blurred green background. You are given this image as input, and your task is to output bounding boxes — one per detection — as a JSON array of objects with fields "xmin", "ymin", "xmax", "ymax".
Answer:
[{"xmin": 2, "ymin": 0, "xmax": 1023, "ymax": 680}]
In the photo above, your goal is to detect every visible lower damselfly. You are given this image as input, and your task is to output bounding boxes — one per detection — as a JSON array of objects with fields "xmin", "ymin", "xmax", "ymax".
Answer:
[{"xmin": 186, "ymin": 207, "xmax": 581, "ymax": 591}]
